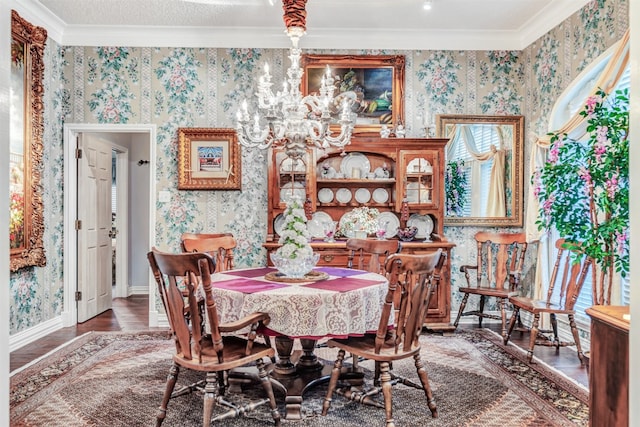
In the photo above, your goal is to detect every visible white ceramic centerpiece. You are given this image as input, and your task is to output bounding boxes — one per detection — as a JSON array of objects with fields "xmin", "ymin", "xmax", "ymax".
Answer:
[{"xmin": 271, "ymin": 198, "xmax": 319, "ymax": 278}]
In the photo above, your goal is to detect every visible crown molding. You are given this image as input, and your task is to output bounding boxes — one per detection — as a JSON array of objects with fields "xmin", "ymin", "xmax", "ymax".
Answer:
[
  {"xmin": 518, "ymin": 0, "xmax": 591, "ymax": 48},
  {"xmin": 12, "ymin": 0, "xmax": 592, "ymax": 51}
]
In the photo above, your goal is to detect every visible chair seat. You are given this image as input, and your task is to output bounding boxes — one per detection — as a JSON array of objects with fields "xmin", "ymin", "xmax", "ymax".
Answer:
[
  {"xmin": 327, "ymin": 333, "xmax": 420, "ymax": 362},
  {"xmin": 458, "ymin": 286, "xmax": 518, "ymax": 298},
  {"xmin": 509, "ymin": 296, "xmax": 576, "ymax": 315},
  {"xmin": 176, "ymin": 334, "xmax": 275, "ymax": 372}
]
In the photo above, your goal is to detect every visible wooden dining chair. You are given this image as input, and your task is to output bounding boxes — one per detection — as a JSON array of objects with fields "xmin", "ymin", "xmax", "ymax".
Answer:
[
  {"xmin": 322, "ymin": 250, "xmax": 446, "ymax": 427},
  {"xmin": 147, "ymin": 248, "xmax": 281, "ymax": 427},
  {"xmin": 453, "ymin": 231, "xmax": 528, "ymax": 339},
  {"xmin": 346, "ymin": 238, "xmax": 401, "ymax": 274},
  {"xmin": 504, "ymin": 239, "xmax": 592, "ymax": 364},
  {"xmin": 181, "ymin": 232, "xmax": 236, "ymax": 272}
]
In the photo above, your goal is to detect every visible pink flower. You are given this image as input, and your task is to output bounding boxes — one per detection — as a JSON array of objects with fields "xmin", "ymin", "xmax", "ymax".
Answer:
[
  {"xmin": 605, "ymin": 174, "xmax": 619, "ymax": 199},
  {"xmin": 577, "ymin": 166, "xmax": 591, "ymax": 184},
  {"xmin": 584, "ymin": 95, "xmax": 602, "ymax": 116}
]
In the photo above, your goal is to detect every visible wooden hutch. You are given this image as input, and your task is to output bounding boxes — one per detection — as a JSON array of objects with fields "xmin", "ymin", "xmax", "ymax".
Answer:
[{"xmin": 263, "ymin": 137, "xmax": 455, "ymax": 331}]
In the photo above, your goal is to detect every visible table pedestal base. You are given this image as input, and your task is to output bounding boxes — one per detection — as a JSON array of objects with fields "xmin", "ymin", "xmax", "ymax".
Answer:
[{"xmin": 270, "ymin": 336, "xmax": 333, "ymax": 420}]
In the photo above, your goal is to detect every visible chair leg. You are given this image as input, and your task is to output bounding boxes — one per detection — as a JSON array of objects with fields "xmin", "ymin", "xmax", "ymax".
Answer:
[
  {"xmin": 322, "ymin": 349, "xmax": 345, "ymax": 416},
  {"xmin": 453, "ymin": 293, "xmax": 469, "ymax": 328},
  {"xmin": 478, "ymin": 296, "xmax": 486, "ymax": 327},
  {"xmin": 504, "ymin": 306, "xmax": 520, "ymax": 345},
  {"xmin": 527, "ymin": 314, "xmax": 540, "ymax": 363},
  {"xmin": 413, "ymin": 353, "xmax": 437, "ymax": 418},
  {"xmin": 257, "ymin": 358, "xmax": 281, "ymax": 426},
  {"xmin": 203, "ymin": 372, "xmax": 218, "ymax": 427},
  {"xmin": 499, "ymin": 298, "xmax": 508, "ymax": 339},
  {"xmin": 568, "ymin": 314, "xmax": 585, "ymax": 364},
  {"xmin": 550, "ymin": 313, "xmax": 560, "ymax": 350},
  {"xmin": 156, "ymin": 362, "xmax": 179, "ymax": 427},
  {"xmin": 379, "ymin": 361, "xmax": 395, "ymax": 427}
]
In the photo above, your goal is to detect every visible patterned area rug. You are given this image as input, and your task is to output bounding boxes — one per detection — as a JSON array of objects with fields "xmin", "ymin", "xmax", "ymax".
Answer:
[{"xmin": 10, "ymin": 329, "xmax": 588, "ymax": 426}]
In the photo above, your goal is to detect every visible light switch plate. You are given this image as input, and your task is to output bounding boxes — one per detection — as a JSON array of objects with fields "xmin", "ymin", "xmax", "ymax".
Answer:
[{"xmin": 158, "ymin": 190, "xmax": 171, "ymax": 203}]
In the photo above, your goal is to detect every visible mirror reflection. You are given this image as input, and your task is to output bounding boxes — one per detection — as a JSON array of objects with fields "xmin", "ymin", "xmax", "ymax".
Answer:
[{"xmin": 437, "ymin": 115, "xmax": 524, "ymax": 227}]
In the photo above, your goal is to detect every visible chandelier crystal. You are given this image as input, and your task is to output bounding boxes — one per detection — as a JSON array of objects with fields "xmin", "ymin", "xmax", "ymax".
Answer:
[{"xmin": 235, "ymin": 0, "xmax": 355, "ymax": 160}]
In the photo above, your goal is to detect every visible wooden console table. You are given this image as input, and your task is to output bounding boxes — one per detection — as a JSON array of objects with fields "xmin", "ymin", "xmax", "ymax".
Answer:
[{"xmin": 586, "ymin": 305, "xmax": 629, "ymax": 427}]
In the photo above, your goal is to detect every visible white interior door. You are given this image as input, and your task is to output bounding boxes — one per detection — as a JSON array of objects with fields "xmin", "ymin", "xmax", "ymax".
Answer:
[{"xmin": 77, "ymin": 133, "xmax": 113, "ymax": 322}]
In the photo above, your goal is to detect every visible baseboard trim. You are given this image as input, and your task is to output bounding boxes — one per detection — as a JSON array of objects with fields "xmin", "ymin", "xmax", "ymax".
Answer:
[
  {"xmin": 10, "ymin": 317, "xmax": 64, "ymax": 352},
  {"xmin": 128, "ymin": 286, "xmax": 148, "ymax": 295}
]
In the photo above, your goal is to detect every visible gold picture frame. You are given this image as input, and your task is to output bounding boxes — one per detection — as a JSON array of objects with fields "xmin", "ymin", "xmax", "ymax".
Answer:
[
  {"xmin": 177, "ymin": 128, "xmax": 242, "ymax": 190},
  {"xmin": 10, "ymin": 10, "xmax": 47, "ymax": 271},
  {"xmin": 300, "ymin": 54, "xmax": 405, "ymax": 135}
]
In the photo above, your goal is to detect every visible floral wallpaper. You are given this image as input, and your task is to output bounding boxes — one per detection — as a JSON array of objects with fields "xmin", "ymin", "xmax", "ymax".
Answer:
[{"xmin": 9, "ymin": 0, "xmax": 628, "ymax": 334}]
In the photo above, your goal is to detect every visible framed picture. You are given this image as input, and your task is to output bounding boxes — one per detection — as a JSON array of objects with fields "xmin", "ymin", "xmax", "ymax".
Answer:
[
  {"xmin": 301, "ymin": 54, "xmax": 405, "ymax": 135},
  {"xmin": 177, "ymin": 128, "xmax": 241, "ymax": 190}
]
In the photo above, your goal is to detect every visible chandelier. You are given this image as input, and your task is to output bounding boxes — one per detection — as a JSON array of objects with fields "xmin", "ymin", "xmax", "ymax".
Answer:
[{"xmin": 235, "ymin": 0, "xmax": 355, "ymax": 160}]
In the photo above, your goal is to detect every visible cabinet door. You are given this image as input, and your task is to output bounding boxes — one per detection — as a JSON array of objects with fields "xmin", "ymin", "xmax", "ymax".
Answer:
[
  {"xmin": 270, "ymin": 149, "xmax": 316, "ymax": 211},
  {"xmin": 396, "ymin": 150, "xmax": 441, "ymax": 210}
]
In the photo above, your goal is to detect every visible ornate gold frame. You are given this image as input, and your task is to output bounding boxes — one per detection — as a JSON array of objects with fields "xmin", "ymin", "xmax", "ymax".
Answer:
[
  {"xmin": 300, "ymin": 54, "xmax": 405, "ymax": 135},
  {"xmin": 436, "ymin": 114, "xmax": 524, "ymax": 227},
  {"xmin": 10, "ymin": 10, "xmax": 47, "ymax": 271},
  {"xmin": 177, "ymin": 128, "xmax": 242, "ymax": 190}
]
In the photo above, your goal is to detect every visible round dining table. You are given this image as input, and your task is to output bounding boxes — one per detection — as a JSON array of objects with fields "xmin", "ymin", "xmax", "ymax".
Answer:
[{"xmin": 210, "ymin": 266, "xmax": 390, "ymax": 420}]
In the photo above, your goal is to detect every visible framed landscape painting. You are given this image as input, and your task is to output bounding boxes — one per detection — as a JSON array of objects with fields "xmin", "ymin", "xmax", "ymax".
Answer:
[
  {"xmin": 177, "ymin": 128, "xmax": 241, "ymax": 190},
  {"xmin": 300, "ymin": 54, "xmax": 405, "ymax": 135}
]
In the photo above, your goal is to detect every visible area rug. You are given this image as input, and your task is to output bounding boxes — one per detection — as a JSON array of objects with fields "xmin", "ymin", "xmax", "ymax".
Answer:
[{"xmin": 10, "ymin": 329, "xmax": 588, "ymax": 426}]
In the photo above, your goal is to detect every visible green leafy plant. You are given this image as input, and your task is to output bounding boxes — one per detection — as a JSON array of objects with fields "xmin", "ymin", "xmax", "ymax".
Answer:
[
  {"xmin": 445, "ymin": 159, "xmax": 467, "ymax": 216},
  {"xmin": 533, "ymin": 88, "xmax": 629, "ymax": 305}
]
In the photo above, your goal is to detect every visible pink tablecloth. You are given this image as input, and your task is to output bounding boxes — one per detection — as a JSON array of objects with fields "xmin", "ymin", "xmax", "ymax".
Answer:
[{"xmin": 211, "ymin": 267, "xmax": 389, "ymax": 339}]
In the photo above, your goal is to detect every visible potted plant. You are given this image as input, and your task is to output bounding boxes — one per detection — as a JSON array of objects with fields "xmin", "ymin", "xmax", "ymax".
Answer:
[{"xmin": 533, "ymin": 88, "xmax": 629, "ymax": 305}]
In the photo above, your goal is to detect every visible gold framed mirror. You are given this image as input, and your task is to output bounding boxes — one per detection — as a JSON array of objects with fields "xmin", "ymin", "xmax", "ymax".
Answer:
[
  {"xmin": 10, "ymin": 10, "xmax": 47, "ymax": 271},
  {"xmin": 436, "ymin": 114, "xmax": 524, "ymax": 227}
]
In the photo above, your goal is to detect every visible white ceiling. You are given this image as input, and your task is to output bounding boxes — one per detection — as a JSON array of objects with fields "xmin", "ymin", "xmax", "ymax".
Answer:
[{"xmin": 17, "ymin": 0, "xmax": 590, "ymax": 50}]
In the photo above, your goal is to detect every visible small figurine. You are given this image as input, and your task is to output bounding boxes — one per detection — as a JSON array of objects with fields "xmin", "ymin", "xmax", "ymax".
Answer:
[
  {"xmin": 380, "ymin": 124, "xmax": 391, "ymax": 138},
  {"xmin": 395, "ymin": 124, "xmax": 406, "ymax": 138}
]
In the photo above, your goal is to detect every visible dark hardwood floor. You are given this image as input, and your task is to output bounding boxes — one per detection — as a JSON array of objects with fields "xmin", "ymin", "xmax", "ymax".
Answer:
[{"xmin": 9, "ymin": 296, "xmax": 589, "ymax": 387}]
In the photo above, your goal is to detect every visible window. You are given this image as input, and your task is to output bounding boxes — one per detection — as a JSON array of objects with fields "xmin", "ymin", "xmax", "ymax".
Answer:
[{"xmin": 548, "ymin": 64, "xmax": 630, "ymax": 321}]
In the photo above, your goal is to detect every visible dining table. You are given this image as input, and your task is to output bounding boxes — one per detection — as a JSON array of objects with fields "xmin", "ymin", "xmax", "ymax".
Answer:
[{"xmin": 210, "ymin": 266, "xmax": 390, "ymax": 420}]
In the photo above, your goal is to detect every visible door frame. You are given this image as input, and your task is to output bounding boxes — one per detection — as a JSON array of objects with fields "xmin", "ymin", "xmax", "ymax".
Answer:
[{"xmin": 62, "ymin": 123, "xmax": 157, "ymax": 327}]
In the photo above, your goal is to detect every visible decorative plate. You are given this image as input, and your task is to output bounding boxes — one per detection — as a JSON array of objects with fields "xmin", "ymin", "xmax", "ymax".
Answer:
[
  {"xmin": 340, "ymin": 152, "xmax": 371, "ymax": 177},
  {"xmin": 280, "ymin": 182, "xmax": 306, "ymax": 204},
  {"xmin": 406, "ymin": 182, "xmax": 430, "ymax": 203},
  {"xmin": 318, "ymin": 188, "xmax": 334, "ymax": 203},
  {"xmin": 372, "ymin": 188, "xmax": 389, "ymax": 204},
  {"xmin": 274, "ymin": 214, "xmax": 285, "ymax": 236},
  {"xmin": 377, "ymin": 211, "xmax": 400, "ymax": 238},
  {"xmin": 407, "ymin": 214, "xmax": 434, "ymax": 239},
  {"xmin": 336, "ymin": 188, "xmax": 352, "ymax": 204},
  {"xmin": 307, "ymin": 211, "xmax": 333, "ymax": 238},
  {"xmin": 280, "ymin": 157, "xmax": 306, "ymax": 173},
  {"xmin": 407, "ymin": 158, "xmax": 433, "ymax": 174},
  {"xmin": 354, "ymin": 188, "xmax": 371, "ymax": 204}
]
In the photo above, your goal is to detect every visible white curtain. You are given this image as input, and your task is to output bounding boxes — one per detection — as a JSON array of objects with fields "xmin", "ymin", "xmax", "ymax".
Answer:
[{"xmin": 459, "ymin": 125, "xmax": 506, "ymax": 217}]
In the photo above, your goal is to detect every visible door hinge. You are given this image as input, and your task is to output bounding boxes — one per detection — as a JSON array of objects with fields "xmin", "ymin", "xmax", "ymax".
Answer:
[
  {"xmin": 75, "ymin": 148, "xmax": 82, "ymax": 159},
  {"xmin": 75, "ymin": 291, "xmax": 82, "ymax": 301},
  {"xmin": 75, "ymin": 220, "xmax": 82, "ymax": 230}
]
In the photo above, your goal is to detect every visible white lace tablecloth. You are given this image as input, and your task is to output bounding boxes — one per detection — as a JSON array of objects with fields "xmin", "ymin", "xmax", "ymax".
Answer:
[{"xmin": 211, "ymin": 267, "xmax": 389, "ymax": 339}]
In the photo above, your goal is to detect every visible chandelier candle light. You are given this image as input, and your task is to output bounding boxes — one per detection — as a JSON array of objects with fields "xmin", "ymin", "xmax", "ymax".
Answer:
[{"xmin": 236, "ymin": 0, "xmax": 356, "ymax": 160}]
